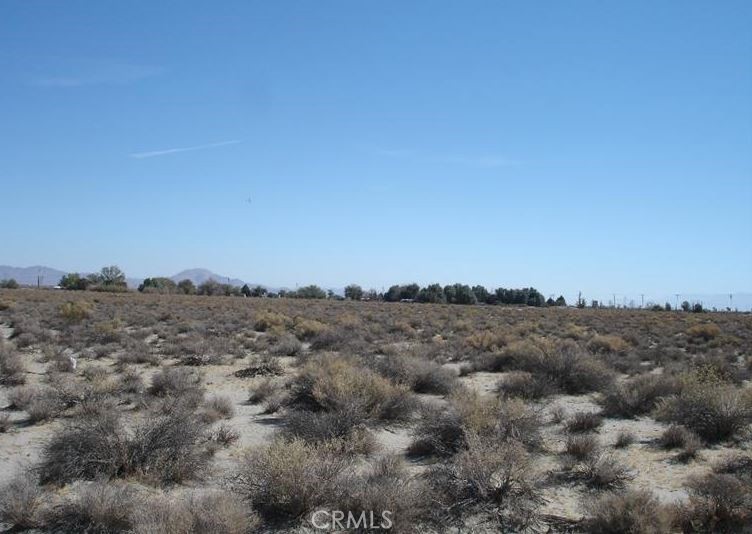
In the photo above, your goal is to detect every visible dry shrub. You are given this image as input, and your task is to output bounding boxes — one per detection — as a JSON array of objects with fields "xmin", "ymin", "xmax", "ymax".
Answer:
[
  {"xmin": 0, "ymin": 413, "xmax": 10, "ymax": 433},
  {"xmin": 202, "ymin": 394, "xmax": 235, "ymax": 421},
  {"xmin": 253, "ymin": 311, "xmax": 289, "ymax": 332},
  {"xmin": 497, "ymin": 371, "xmax": 555, "ymax": 400},
  {"xmin": 207, "ymin": 423, "xmax": 240, "ymax": 447},
  {"xmin": 427, "ymin": 433, "xmax": 543, "ymax": 531},
  {"xmin": 117, "ymin": 349, "xmax": 160, "ymax": 366},
  {"xmin": 674, "ymin": 473, "xmax": 752, "ymax": 532},
  {"xmin": 134, "ymin": 490, "xmax": 259, "ymax": 534},
  {"xmin": 39, "ymin": 410, "xmax": 208, "ymax": 486},
  {"xmin": 283, "ymin": 407, "xmax": 376, "ymax": 455},
  {"xmin": 577, "ymin": 453, "xmax": 634, "ymax": 489},
  {"xmin": 0, "ymin": 342, "xmax": 25, "ymax": 385},
  {"xmin": 294, "ymin": 318, "xmax": 328, "ymax": 340},
  {"xmin": 587, "ymin": 334, "xmax": 630, "ymax": 354},
  {"xmin": 565, "ymin": 434, "xmax": 600, "ymax": 461},
  {"xmin": 565, "ymin": 411, "xmax": 603, "ymax": 433},
  {"xmin": 148, "ymin": 367, "xmax": 205, "ymax": 409},
  {"xmin": 8, "ymin": 384, "xmax": 64, "ymax": 422},
  {"xmin": 343, "ymin": 456, "xmax": 431, "ymax": 532},
  {"xmin": 0, "ymin": 471, "xmax": 42, "ymax": 528},
  {"xmin": 465, "ymin": 329, "xmax": 507, "ymax": 352},
  {"xmin": 234, "ymin": 354, "xmax": 284, "ymax": 378},
  {"xmin": 289, "ymin": 354, "xmax": 415, "ymax": 422},
  {"xmin": 686, "ymin": 322, "xmax": 721, "ymax": 341},
  {"xmin": 614, "ymin": 430, "xmax": 636, "ymax": 448},
  {"xmin": 270, "ymin": 333, "xmax": 303, "ymax": 356},
  {"xmin": 600, "ymin": 374, "xmax": 679, "ymax": 418},
  {"xmin": 584, "ymin": 489, "xmax": 672, "ymax": 534},
  {"xmin": 370, "ymin": 353, "xmax": 458, "ymax": 394},
  {"xmin": 118, "ymin": 366, "xmax": 145, "ymax": 394},
  {"xmin": 46, "ymin": 479, "xmax": 137, "ymax": 533},
  {"xmin": 410, "ymin": 391, "xmax": 540, "ymax": 457},
  {"xmin": 234, "ymin": 438, "xmax": 353, "ymax": 521},
  {"xmin": 505, "ymin": 338, "xmax": 614, "ymax": 394},
  {"xmin": 58, "ymin": 301, "xmax": 91, "ymax": 322},
  {"xmin": 654, "ymin": 370, "xmax": 752, "ymax": 442}
]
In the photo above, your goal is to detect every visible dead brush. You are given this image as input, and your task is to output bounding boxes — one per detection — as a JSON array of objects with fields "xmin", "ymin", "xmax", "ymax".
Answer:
[
  {"xmin": 0, "ymin": 471, "xmax": 42, "ymax": 529},
  {"xmin": 583, "ymin": 489, "xmax": 672, "ymax": 534},
  {"xmin": 565, "ymin": 411, "xmax": 603, "ymax": 433},
  {"xmin": 234, "ymin": 354, "xmax": 284, "ymax": 378}
]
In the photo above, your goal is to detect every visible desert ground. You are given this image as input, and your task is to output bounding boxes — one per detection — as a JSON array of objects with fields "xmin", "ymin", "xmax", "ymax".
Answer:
[{"xmin": 1, "ymin": 289, "xmax": 751, "ymax": 532}]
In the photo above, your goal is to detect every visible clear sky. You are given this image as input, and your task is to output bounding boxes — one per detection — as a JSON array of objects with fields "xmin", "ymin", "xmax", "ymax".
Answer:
[{"xmin": 1, "ymin": 1, "xmax": 751, "ymax": 300}]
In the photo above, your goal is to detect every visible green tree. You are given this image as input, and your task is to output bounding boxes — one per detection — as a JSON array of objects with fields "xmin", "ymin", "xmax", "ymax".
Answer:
[
  {"xmin": 59, "ymin": 273, "xmax": 89, "ymax": 290},
  {"xmin": 0, "ymin": 279, "xmax": 19, "ymax": 289},
  {"xmin": 344, "ymin": 284, "xmax": 364, "ymax": 301},
  {"xmin": 555, "ymin": 296, "xmax": 567, "ymax": 307},
  {"xmin": 177, "ymin": 279, "xmax": 196, "ymax": 295},
  {"xmin": 294, "ymin": 285, "xmax": 327, "ymax": 299},
  {"xmin": 241, "ymin": 284, "xmax": 252, "ymax": 297},
  {"xmin": 251, "ymin": 285, "xmax": 267, "ymax": 297},
  {"xmin": 471, "ymin": 285, "xmax": 489, "ymax": 303},
  {"xmin": 139, "ymin": 277, "xmax": 177, "ymax": 293},
  {"xmin": 417, "ymin": 283, "xmax": 446, "ymax": 303}
]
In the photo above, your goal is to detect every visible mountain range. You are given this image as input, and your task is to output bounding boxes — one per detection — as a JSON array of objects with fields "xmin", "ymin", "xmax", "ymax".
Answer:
[{"xmin": 0, "ymin": 265, "xmax": 260, "ymax": 290}]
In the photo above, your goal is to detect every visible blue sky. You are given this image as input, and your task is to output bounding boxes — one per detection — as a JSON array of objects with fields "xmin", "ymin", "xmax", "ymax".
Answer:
[{"xmin": 1, "ymin": 1, "xmax": 750, "ymax": 301}]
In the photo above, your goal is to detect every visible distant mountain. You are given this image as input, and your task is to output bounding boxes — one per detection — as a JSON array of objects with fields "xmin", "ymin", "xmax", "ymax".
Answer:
[
  {"xmin": 170, "ymin": 268, "xmax": 247, "ymax": 287},
  {"xmin": 0, "ymin": 265, "xmax": 67, "ymax": 287}
]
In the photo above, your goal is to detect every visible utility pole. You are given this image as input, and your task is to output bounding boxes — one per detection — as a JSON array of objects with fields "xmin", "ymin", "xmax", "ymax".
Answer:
[
  {"xmin": 729, "ymin": 293, "xmax": 733, "ymax": 311},
  {"xmin": 640, "ymin": 294, "xmax": 644, "ymax": 309},
  {"xmin": 675, "ymin": 294, "xmax": 680, "ymax": 311},
  {"xmin": 612, "ymin": 293, "xmax": 616, "ymax": 308}
]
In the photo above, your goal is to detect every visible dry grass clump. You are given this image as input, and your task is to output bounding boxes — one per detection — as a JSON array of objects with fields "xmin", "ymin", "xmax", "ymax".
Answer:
[
  {"xmin": 148, "ymin": 367, "xmax": 205, "ymax": 409},
  {"xmin": 465, "ymin": 329, "xmax": 507, "ymax": 352},
  {"xmin": 206, "ymin": 423, "xmax": 240, "ymax": 448},
  {"xmin": 565, "ymin": 411, "xmax": 603, "ymax": 433},
  {"xmin": 269, "ymin": 333, "xmax": 303, "ymax": 356},
  {"xmin": 294, "ymin": 318, "xmax": 328, "ymax": 340},
  {"xmin": 410, "ymin": 390, "xmax": 540, "ymax": 457},
  {"xmin": 282, "ymin": 408, "xmax": 376, "ymax": 455},
  {"xmin": 253, "ymin": 311, "xmax": 289, "ymax": 332},
  {"xmin": 134, "ymin": 490, "xmax": 259, "ymax": 534},
  {"xmin": 234, "ymin": 438, "xmax": 353, "ymax": 522},
  {"xmin": 58, "ymin": 300, "xmax": 92, "ymax": 322},
  {"xmin": 39, "ymin": 409, "xmax": 209, "ymax": 486},
  {"xmin": 427, "ymin": 433, "xmax": 543, "ymax": 531},
  {"xmin": 45, "ymin": 479, "xmax": 137, "ymax": 533},
  {"xmin": 600, "ymin": 374, "xmax": 679, "ymax": 418},
  {"xmin": 614, "ymin": 430, "xmax": 636, "ymax": 448},
  {"xmin": 497, "ymin": 371, "xmax": 555, "ymax": 400},
  {"xmin": 201, "ymin": 394, "xmax": 235, "ymax": 422},
  {"xmin": 565, "ymin": 434, "xmax": 600, "ymax": 462},
  {"xmin": 369, "ymin": 353, "xmax": 458, "ymax": 394},
  {"xmin": 654, "ymin": 369, "xmax": 752, "ymax": 442},
  {"xmin": 0, "ymin": 472, "xmax": 42, "ymax": 529},
  {"xmin": 587, "ymin": 334, "xmax": 630, "ymax": 354},
  {"xmin": 501, "ymin": 338, "xmax": 615, "ymax": 394},
  {"xmin": 8, "ymin": 384, "xmax": 64, "ymax": 422},
  {"xmin": 289, "ymin": 354, "xmax": 415, "ymax": 422},
  {"xmin": 686, "ymin": 322, "xmax": 721, "ymax": 341},
  {"xmin": 674, "ymin": 472, "xmax": 752, "ymax": 532},
  {"xmin": 577, "ymin": 453, "xmax": 634, "ymax": 489},
  {"xmin": 583, "ymin": 489, "xmax": 672, "ymax": 533},
  {"xmin": 0, "ymin": 341, "xmax": 25, "ymax": 385}
]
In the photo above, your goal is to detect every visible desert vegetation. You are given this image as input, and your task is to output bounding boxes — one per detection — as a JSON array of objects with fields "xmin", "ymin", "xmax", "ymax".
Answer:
[{"xmin": 0, "ymin": 288, "xmax": 750, "ymax": 532}]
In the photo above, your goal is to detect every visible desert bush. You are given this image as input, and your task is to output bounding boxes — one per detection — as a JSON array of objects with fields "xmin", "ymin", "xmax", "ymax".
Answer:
[
  {"xmin": 289, "ymin": 354, "xmax": 415, "ymax": 422},
  {"xmin": 148, "ymin": 367, "xmax": 205, "ymax": 408},
  {"xmin": 118, "ymin": 366, "xmax": 145, "ymax": 394},
  {"xmin": 497, "ymin": 371, "xmax": 554, "ymax": 400},
  {"xmin": 39, "ymin": 410, "xmax": 208, "ymax": 486},
  {"xmin": 577, "ymin": 453, "xmax": 634, "ymax": 489},
  {"xmin": 600, "ymin": 374, "xmax": 679, "ymax": 418},
  {"xmin": 270, "ymin": 333, "xmax": 303, "ymax": 356},
  {"xmin": 117, "ymin": 348, "xmax": 160, "ymax": 366},
  {"xmin": 234, "ymin": 438, "xmax": 353, "ymax": 521},
  {"xmin": 674, "ymin": 472, "xmax": 752, "ymax": 532},
  {"xmin": 0, "ymin": 413, "xmax": 10, "ymax": 432},
  {"xmin": 427, "ymin": 434, "xmax": 543, "ymax": 530},
  {"xmin": 0, "ymin": 342, "xmax": 25, "ymax": 385},
  {"xmin": 283, "ymin": 407, "xmax": 375, "ymax": 455},
  {"xmin": 369, "ymin": 353, "xmax": 458, "ymax": 394},
  {"xmin": 343, "ymin": 456, "xmax": 431, "ymax": 532},
  {"xmin": 465, "ymin": 329, "xmax": 507, "ymax": 352},
  {"xmin": 207, "ymin": 423, "xmax": 240, "ymax": 447},
  {"xmin": 686, "ymin": 322, "xmax": 721, "ymax": 342},
  {"xmin": 565, "ymin": 411, "xmax": 603, "ymax": 433},
  {"xmin": 294, "ymin": 318, "xmax": 328, "ymax": 340},
  {"xmin": 253, "ymin": 311, "xmax": 289, "ymax": 332},
  {"xmin": 202, "ymin": 395, "xmax": 235, "ymax": 421},
  {"xmin": 234, "ymin": 354, "xmax": 284, "ymax": 378},
  {"xmin": 654, "ymin": 370, "xmax": 752, "ymax": 442},
  {"xmin": 614, "ymin": 430, "xmax": 636, "ymax": 448},
  {"xmin": 8, "ymin": 384, "xmax": 64, "ymax": 422},
  {"xmin": 583, "ymin": 489, "xmax": 672, "ymax": 534},
  {"xmin": 45, "ymin": 479, "xmax": 137, "ymax": 533},
  {"xmin": 134, "ymin": 490, "xmax": 259, "ymax": 534},
  {"xmin": 59, "ymin": 301, "xmax": 91, "ymax": 322},
  {"xmin": 565, "ymin": 434, "xmax": 600, "ymax": 461},
  {"xmin": 504, "ymin": 338, "xmax": 614, "ymax": 394},
  {"xmin": 587, "ymin": 334, "xmax": 630, "ymax": 354},
  {"xmin": 0, "ymin": 472, "xmax": 42, "ymax": 528},
  {"xmin": 408, "ymin": 404, "xmax": 466, "ymax": 458}
]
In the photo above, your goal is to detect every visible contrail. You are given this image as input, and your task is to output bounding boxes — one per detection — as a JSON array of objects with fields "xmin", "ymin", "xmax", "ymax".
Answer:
[{"xmin": 130, "ymin": 139, "xmax": 241, "ymax": 159}]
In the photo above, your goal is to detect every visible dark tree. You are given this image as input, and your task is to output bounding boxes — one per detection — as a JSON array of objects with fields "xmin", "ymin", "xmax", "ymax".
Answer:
[
  {"xmin": 344, "ymin": 284, "xmax": 364, "ymax": 301},
  {"xmin": 177, "ymin": 279, "xmax": 196, "ymax": 295}
]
